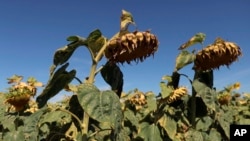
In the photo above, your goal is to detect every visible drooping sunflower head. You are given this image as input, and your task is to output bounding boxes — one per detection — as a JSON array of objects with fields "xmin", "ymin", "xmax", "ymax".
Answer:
[
  {"xmin": 166, "ymin": 87, "xmax": 188, "ymax": 104},
  {"xmin": 105, "ymin": 30, "xmax": 159, "ymax": 64},
  {"xmin": 194, "ymin": 37, "xmax": 242, "ymax": 71}
]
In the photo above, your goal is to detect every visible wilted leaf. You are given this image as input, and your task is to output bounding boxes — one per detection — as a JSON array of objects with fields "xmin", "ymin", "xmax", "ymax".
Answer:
[
  {"xmin": 158, "ymin": 114, "xmax": 177, "ymax": 140},
  {"xmin": 51, "ymin": 36, "xmax": 86, "ymax": 74},
  {"xmin": 162, "ymin": 75, "xmax": 172, "ymax": 82},
  {"xmin": 101, "ymin": 61, "xmax": 123, "ymax": 97},
  {"xmin": 175, "ymin": 50, "xmax": 195, "ymax": 71},
  {"xmin": 7, "ymin": 74, "xmax": 23, "ymax": 84},
  {"xmin": 120, "ymin": 9, "xmax": 135, "ymax": 32},
  {"xmin": 178, "ymin": 33, "xmax": 206, "ymax": 50},
  {"xmin": 138, "ymin": 122, "xmax": 162, "ymax": 141},
  {"xmin": 77, "ymin": 83, "xmax": 123, "ymax": 131},
  {"xmin": 36, "ymin": 64, "xmax": 76, "ymax": 108}
]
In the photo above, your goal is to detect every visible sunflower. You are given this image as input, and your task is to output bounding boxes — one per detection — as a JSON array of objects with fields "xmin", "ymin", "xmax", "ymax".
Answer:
[
  {"xmin": 194, "ymin": 38, "xmax": 242, "ymax": 71},
  {"xmin": 105, "ymin": 30, "xmax": 159, "ymax": 64}
]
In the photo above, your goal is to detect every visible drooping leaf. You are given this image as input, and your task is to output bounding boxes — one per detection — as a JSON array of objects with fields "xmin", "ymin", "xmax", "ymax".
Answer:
[
  {"xmin": 86, "ymin": 29, "xmax": 106, "ymax": 55},
  {"xmin": 138, "ymin": 122, "xmax": 162, "ymax": 141},
  {"xmin": 158, "ymin": 114, "xmax": 177, "ymax": 140},
  {"xmin": 101, "ymin": 61, "xmax": 123, "ymax": 97},
  {"xmin": 36, "ymin": 64, "xmax": 76, "ymax": 108},
  {"xmin": 175, "ymin": 50, "xmax": 195, "ymax": 71},
  {"xmin": 160, "ymin": 82, "xmax": 173, "ymax": 99},
  {"xmin": 77, "ymin": 83, "xmax": 123, "ymax": 132},
  {"xmin": 51, "ymin": 36, "xmax": 86, "ymax": 74},
  {"xmin": 178, "ymin": 32, "xmax": 206, "ymax": 50},
  {"xmin": 120, "ymin": 9, "xmax": 135, "ymax": 32}
]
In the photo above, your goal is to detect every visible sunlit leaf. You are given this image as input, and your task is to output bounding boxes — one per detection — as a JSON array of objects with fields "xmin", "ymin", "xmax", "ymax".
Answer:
[
  {"xmin": 7, "ymin": 74, "xmax": 23, "ymax": 84},
  {"xmin": 145, "ymin": 92, "xmax": 157, "ymax": 111},
  {"xmin": 158, "ymin": 114, "xmax": 177, "ymax": 140},
  {"xmin": 175, "ymin": 50, "xmax": 195, "ymax": 71},
  {"xmin": 86, "ymin": 29, "xmax": 106, "ymax": 54},
  {"xmin": 160, "ymin": 82, "xmax": 173, "ymax": 99},
  {"xmin": 161, "ymin": 75, "xmax": 172, "ymax": 82},
  {"xmin": 178, "ymin": 32, "xmax": 206, "ymax": 50},
  {"xmin": 77, "ymin": 83, "xmax": 123, "ymax": 131}
]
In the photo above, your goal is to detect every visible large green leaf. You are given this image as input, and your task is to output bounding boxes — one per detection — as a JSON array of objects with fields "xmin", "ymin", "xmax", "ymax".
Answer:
[
  {"xmin": 145, "ymin": 92, "xmax": 157, "ymax": 112},
  {"xmin": 3, "ymin": 129, "xmax": 25, "ymax": 141},
  {"xmin": 101, "ymin": 61, "xmax": 123, "ymax": 97},
  {"xmin": 160, "ymin": 82, "xmax": 173, "ymax": 99},
  {"xmin": 77, "ymin": 83, "xmax": 123, "ymax": 128},
  {"xmin": 23, "ymin": 107, "xmax": 49, "ymax": 140},
  {"xmin": 196, "ymin": 116, "xmax": 213, "ymax": 131},
  {"xmin": 208, "ymin": 128, "xmax": 222, "ymax": 141},
  {"xmin": 138, "ymin": 122, "xmax": 162, "ymax": 141},
  {"xmin": 192, "ymin": 79, "xmax": 216, "ymax": 111},
  {"xmin": 124, "ymin": 108, "xmax": 139, "ymax": 127},
  {"xmin": 185, "ymin": 129, "xmax": 203, "ymax": 141},
  {"xmin": 175, "ymin": 50, "xmax": 195, "ymax": 71},
  {"xmin": 217, "ymin": 109, "xmax": 232, "ymax": 139},
  {"xmin": 158, "ymin": 114, "xmax": 177, "ymax": 140}
]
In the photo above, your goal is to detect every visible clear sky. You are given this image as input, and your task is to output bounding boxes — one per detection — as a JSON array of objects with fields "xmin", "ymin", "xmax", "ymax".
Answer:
[{"xmin": 1, "ymin": 1, "xmax": 250, "ymax": 100}]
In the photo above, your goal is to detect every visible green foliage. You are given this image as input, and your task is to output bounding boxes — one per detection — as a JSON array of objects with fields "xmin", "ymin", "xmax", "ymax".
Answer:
[
  {"xmin": 1, "ymin": 10, "xmax": 248, "ymax": 141},
  {"xmin": 175, "ymin": 50, "xmax": 195, "ymax": 71}
]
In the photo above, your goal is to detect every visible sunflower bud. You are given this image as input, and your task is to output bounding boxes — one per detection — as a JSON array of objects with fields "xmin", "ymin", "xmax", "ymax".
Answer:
[
  {"xmin": 194, "ymin": 38, "xmax": 242, "ymax": 71},
  {"xmin": 105, "ymin": 31, "xmax": 159, "ymax": 64}
]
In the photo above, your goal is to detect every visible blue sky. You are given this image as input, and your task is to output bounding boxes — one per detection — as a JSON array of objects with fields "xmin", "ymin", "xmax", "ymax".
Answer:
[{"xmin": 1, "ymin": 1, "xmax": 250, "ymax": 100}]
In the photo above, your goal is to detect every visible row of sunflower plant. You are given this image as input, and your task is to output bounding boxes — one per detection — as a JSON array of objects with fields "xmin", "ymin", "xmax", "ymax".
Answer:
[{"xmin": 1, "ymin": 9, "xmax": 248, "ymax": 141}]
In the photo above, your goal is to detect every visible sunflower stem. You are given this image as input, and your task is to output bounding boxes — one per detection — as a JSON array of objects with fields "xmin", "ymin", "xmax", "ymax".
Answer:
[{"xmin": 82, "ymin": 39, "xmax": 108, "ymax": 140}]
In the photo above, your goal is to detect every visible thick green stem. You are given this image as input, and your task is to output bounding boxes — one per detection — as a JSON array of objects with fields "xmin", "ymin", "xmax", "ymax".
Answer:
[
  {"xmin": 82, "ymin": 39, "xmax": 107, "ymax": 140},
  {"xmin": 190, "ymin": 87, "xmax": 197, "ymax": 127}
]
